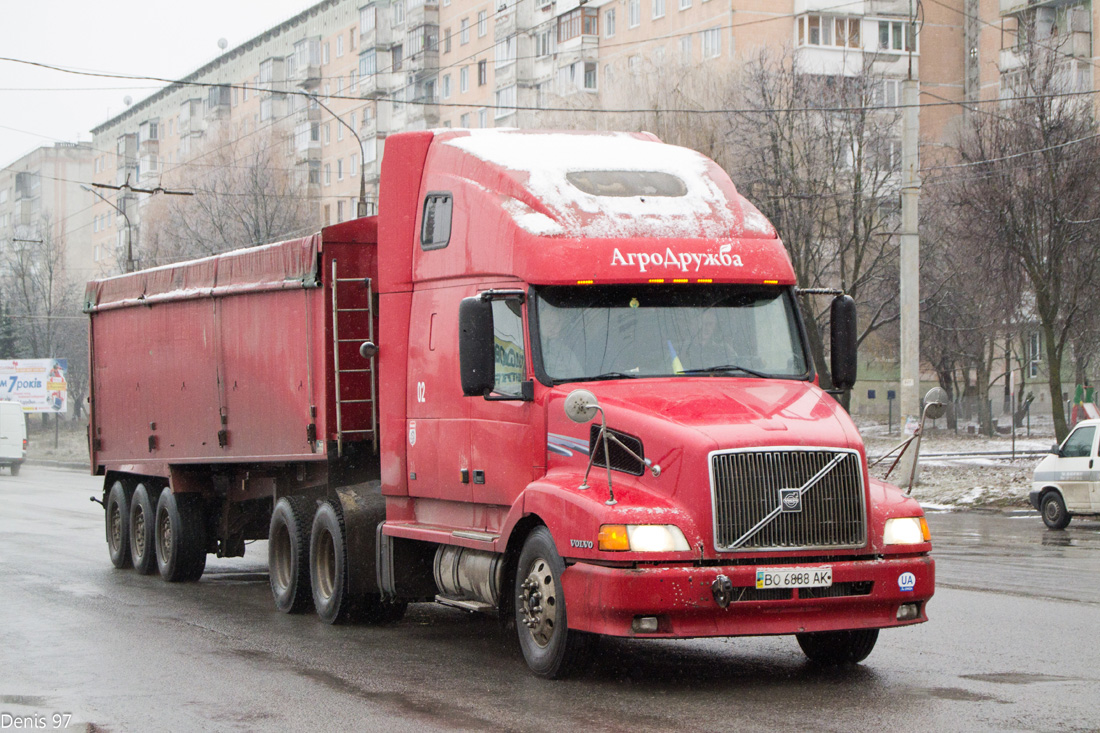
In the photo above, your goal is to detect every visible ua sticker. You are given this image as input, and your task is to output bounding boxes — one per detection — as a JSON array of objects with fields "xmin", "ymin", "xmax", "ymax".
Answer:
[
  {"xmin": 898, "ymin": 572, "xmax": 916, "ymax": 592},
  {"xmin": 408, "ymin": 421, "xmax": 417, "ymax": 447}
]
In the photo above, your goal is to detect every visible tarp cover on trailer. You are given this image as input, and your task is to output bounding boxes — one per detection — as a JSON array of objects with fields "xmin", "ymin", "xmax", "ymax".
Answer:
[{"xmin": 84, "ymin": 235, "xmax": 322, "ymax": 312}]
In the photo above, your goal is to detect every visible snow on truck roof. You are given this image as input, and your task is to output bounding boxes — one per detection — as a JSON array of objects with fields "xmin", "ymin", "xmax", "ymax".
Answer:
[{"xmin": 442, "ymin": 130, "xmax": 776, "ymax": 241}]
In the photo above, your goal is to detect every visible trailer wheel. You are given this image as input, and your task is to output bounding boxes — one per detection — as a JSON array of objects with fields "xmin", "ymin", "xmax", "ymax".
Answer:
[
  {"xmin": 129, "ymin": 483, "xmax": 159, "ymax": 575},
  {"xmin": 1041, "ymin": 491, "xmax": 1071, "ymax": 530},
  {"xmin": 796, "ymin": 629, "xmax": 879, "ymax": 665},
  {"xmin": 155, "ymin": 488, "xmax": 207, "ymax": 582},
  {"xmin": 269, "ymin": 496, "xmax": 315, "ymax": 613},
  {"xmin": 105, "ymin": 480, "xmax": 133, "ymax": 569},
  {"xmin": 514, "ymin": 525, "xmax": 594, "ymax": 679}
]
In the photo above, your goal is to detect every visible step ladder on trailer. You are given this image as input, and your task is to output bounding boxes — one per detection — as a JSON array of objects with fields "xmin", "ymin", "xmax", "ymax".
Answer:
[{"xmin": 331, "ymin": 259, "xmax": 379, "ymax": 457}]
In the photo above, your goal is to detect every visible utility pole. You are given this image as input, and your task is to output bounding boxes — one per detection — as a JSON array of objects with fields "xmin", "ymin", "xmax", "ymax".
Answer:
[
  {"xmin": 899, "ymin": 2, "xmax": 922, "ymax": 472},
  {"xmin": 86, "ymin": 181, "xmax": 192, "ymax": 273}
]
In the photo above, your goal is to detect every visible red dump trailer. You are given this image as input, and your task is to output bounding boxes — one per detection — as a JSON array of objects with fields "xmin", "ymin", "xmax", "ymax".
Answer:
[{"xmin": 88, "ymin": 129, "xmax": 934, "ymax": 678}]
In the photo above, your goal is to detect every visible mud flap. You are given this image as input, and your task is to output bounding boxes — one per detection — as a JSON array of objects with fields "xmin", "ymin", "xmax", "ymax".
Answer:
[{"xmin": 334, "ymin": 481, "xmax": 387, "ymax": 601}]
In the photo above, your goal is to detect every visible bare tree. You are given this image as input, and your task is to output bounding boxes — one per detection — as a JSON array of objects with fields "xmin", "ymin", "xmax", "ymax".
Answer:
[
  {"xmin": 728, "ymin": 48, "xmax": 904, "ymax": 388},
  {"xmin": 142, "ymin": 130, "xmax": 315, "ymax": 265},
  {"xmin": 942, "ymin": 24, "xmax": 1100, "ymax": 441}
]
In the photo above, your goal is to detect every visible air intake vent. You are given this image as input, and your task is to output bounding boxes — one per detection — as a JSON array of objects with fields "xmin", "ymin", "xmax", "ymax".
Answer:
[{"xmin": 589, "ymin": 425, "xmax": 645, "ymax": 476}]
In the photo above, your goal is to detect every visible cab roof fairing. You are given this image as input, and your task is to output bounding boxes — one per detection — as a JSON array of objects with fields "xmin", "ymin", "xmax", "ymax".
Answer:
[{"xmin": 431, "ymin": 130, "xmax": 796, "ymax": 285}]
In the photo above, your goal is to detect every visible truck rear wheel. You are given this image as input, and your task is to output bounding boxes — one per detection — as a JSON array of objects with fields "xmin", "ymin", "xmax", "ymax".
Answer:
[
  {"xmin": 309, "ymin": 499, "xmax": 407, "ymax": 625},
  {"xmin": 10, "ymin": 462, "xmax": 20, "ymax": 476},
  {"xmin": 155, "ymin": 488, "xmax": 207, "ymax": 582},
  {"xmin": 796, "ymin": 629, "xmax": 879, "ymax": 665},
  {"xmin": 269, "ymin": 496, "xmax": 315, "ymax": 613},
  {"xmin": 129, "ymin": 483, "xmax": 159, "ymax": 575},
  {"xmin": 514, "ymin": 526, "xmax": 594, "ymax": 679},
  {"xmin": 105, "ymin": 480, "xmax": 133, "ymax": 569}
]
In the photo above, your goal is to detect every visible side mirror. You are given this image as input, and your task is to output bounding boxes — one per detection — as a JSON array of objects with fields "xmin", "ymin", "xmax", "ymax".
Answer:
[
  {"xmin": 1050, "ymin": 443, "xmax": 1063, "ymax": 456},
  {"xmin": 458, "ymin": 297, "xmax": 494, "ymax": 397},
  {"xmin": 359, "ymin": 341, "xmax": 378, "ymax": 359},
  {"xmin": 830, "ymin": 295, "xmax": 857, "ymax": 391}
]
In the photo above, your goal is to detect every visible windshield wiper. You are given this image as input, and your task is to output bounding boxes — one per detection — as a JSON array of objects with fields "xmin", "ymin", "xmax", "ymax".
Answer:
[
  {"xmin": 677, "ymin": 364, "xmax": 772, "ymax": 378},
  {"xmin": 584, "ymin": 371, "xmax": 640, "ymax": 381}
]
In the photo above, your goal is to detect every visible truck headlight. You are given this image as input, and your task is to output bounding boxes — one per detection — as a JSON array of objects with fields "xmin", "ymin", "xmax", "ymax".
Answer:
[
  {"xmin": 598, "ymin": 524, "xmax": 691, "ymax": 552},
  {"xmin": 883, "ymin": 517, "xmax": 931, "ymax": 545}
]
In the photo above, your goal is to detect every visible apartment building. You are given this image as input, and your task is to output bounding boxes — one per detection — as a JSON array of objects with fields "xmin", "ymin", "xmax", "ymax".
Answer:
[
  {"xmin": 0, "ymin": 142, "xmax": 96, "ymax": 280},
  {"xmin": 79, "ymin": 0, "xmax": 1094, "ymax": 275}
]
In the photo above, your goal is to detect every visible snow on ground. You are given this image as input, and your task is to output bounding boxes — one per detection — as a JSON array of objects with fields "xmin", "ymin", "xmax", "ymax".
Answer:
[{"xmin": 856, "ymin": 415, "xmax": 1052, "ymax": 512}]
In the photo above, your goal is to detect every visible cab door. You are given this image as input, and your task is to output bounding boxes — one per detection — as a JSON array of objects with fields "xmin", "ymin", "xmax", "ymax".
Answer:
[{"xmin": 1056, "ymin": 424, "xmax": 1096, "ymax": 512}]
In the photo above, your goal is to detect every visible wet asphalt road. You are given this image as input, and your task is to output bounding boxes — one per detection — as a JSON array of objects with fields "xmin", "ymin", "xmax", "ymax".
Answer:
[{"xmin": 2, "ymin": 466, "xmax": 1099, "ymax": 732}]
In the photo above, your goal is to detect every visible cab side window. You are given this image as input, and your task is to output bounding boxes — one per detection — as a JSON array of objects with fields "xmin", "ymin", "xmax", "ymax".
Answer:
[
  {"xmin": 420, "ymin": 192, "xmax": 452, "ymax": 250},
  {"xmin": 1062, "ymin": 426, "xmax": 1095, "ymax": 458},
  {"xmin": 491, "ymin": 299, "xmax": 525, "ymax": 396}
]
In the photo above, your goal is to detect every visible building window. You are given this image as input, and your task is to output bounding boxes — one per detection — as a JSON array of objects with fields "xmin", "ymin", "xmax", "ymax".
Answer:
[
  {"xmin": 460, "ymin": 112, "xmax": 470, "ymax": 127},
  {"xmin": 351, "ymin": 154, "xmax": 358, "ymax": 175},
  {"xmin": 442, "ymin": 74, "xmax": 452, "ymax": 99},
  {"xmin": 460, "ymin": 66, "xmax": 469, "ymax": 92},
  {"xmin": 444, "ymin": 28, "xmax": 452, "ymax": 53},
  {"xmin": 478, "ymin": 59, "xmax": 488, "ymax": 85},
  {"xmin": 338, "ymin": 200, "xmax": 345, "ymax": 222},
  {"xmin": 394, "ymin": 0, "xmax": 405, "ymax": 24},
  {"xmin": 679, "ymin": 0, "xmax": 690, "ymax": 9},
  {"xmin": 559, "ymin": 7, "xmax": 598, "ymax": 41},
  {"xmin": 392, "ymin": 44, "xmax": 403, "ymax": 71},
  {"xmin": 605, "ymin": 8, "xmax": 616, "ymax": 36},
  {"xmin": 653, "ymin": 0, "xmax": 664, "ymax": 19},
  {"xmin": 337, "ymin": 35, "xmax": 344, "ymax": 57},
  {"xmin": 324, "ymin": 123, "xmax": 331, "ymax": 144},
  {"xmin": 495, "ymin": 85, "xmax": 516, "ymax": 117},
  {"xmin": 361, "ymin": 5, "xmax": 376, "ymax": 33},
  {"xmin": 338, "ymin": 159, "xmax": 344, "ymax": 180},
  {"xmin": 874, "ymin": 78, "xmax": 901, "ymax": 107},
  {"xmin": 537, "ymin": 29, "xmax": 552, "ymax": 57},
  {"xmin": 324, "ymin": 164, "xmax": 332, "ymax": 185},
  {"xmin": 323, "ymin": 42, "xmax": 330, "ymax": 65},
  {"xmin": 628, "ymin": 0, "xmax": 640, "ymax": 28},
  {"xmin": 461, "ymin": 18, "xmax": 470, "ymax": 44},
  {"xmin": 800, "ymin": 15, "xmax": 861, "ymax": 48},
  {"xmin": 478, "ymin": 10, "xmax": 487, "ymax": 37},
  {"xmin": 360, "ymin": 49, "xmax": 377, "ymax": 77},
  {"xmin": 495, "ymin": 37, "xmax": 516, "ymax": 67},
  {"xmin": 702, "ymin": 27, "xmax": 720, "ymax": 58},
  {"xmin": 478, "ymin": 108, "xmax": 488, "ymax": 127},
  {"xmin": 878, "ymin": 19, "xmax": 914, "ymax": 51},
  {"xmin": 337, "ymin": 120, "xmax": 344, "ymax": 141},
  {"xmin": 584, "ymin": 62, "xmax": 597, "ymax": 90}
]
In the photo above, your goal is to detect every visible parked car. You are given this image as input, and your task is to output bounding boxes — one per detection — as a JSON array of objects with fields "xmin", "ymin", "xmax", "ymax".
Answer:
[
  {"xmin": 1030, "ymin": 418, "xmax": 1100, "ymax": 529},
  {"xmin": 0, "ymin": 401, "xmax": 27, "ymax": 476}
]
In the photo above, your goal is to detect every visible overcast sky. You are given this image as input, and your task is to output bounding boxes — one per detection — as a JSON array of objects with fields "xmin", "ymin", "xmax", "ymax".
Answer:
[{"xmin": 0, "ymin": 0, "xmax": 317, "ymax": 167}]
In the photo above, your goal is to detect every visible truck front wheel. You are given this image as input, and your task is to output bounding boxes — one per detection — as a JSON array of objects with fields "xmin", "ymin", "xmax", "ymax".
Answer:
[
  {"xmin": 796, "ymin": 629, "xmax": 879, "ymax": 665},
  {"xmin": 514, "ymin": 526, "xmax": 594, "ymax": 679},
  {"xmin": 105, "ymin": 480, "xmax": 133, "ymax": 569},
  {"xmin": 155, "ymin": 488, "xmax": 207, "ymax": 582},
  {"xmin": 1041, "ymin": 492, "xmax": 1071, "ymax": 530},
  {"xmin": 129, "ymin": 483, "xmax": 159, "ymax": 575},
  {"xmin": 269, "ymin": 496, "xmax": 315, "ymax": 613}
]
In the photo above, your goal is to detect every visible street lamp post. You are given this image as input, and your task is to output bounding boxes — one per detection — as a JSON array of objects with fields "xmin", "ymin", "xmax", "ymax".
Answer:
[
  {"xmin": 309, "ymin": 94, "xmax": 371, "ymax": 217},
  {"xmin": 81, "ymin": 185, "xmax": 134, "ymax": 273}
]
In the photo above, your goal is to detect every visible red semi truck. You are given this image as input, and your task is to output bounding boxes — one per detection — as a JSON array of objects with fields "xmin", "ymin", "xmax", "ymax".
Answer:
[{"xmin": 87, "ymin": 129, "xmax": 934, "ymax": 678}]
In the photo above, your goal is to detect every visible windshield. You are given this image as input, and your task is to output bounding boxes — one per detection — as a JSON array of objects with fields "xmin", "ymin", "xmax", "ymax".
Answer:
[{"xmin": 534, "ymin": 284, "xmax": 809, "ymax": 382}]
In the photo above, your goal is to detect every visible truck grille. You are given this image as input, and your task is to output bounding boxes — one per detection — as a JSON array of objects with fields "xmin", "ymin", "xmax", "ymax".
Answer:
[{"xmin": 710, "ymin": 449, "xmax": 866, "ymax": 552}]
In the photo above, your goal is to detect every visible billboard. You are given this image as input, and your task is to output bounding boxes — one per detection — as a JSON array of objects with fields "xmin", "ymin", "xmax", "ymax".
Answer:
[{"xmin": 0, "ymin": 359, "xmax": 68, "ymax": 413}]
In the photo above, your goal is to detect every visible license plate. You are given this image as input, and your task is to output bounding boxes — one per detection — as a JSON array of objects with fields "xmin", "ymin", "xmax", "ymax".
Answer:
[{"xmin": 755, "ymin": 566, "xmax": 832, "ymax": 589}]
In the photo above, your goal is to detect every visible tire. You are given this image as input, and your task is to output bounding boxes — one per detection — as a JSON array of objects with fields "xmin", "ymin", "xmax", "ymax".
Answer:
[
  {"xmin": 10, "ymin": 462, "xmax": 20, "ymax": 476},
  {"xmin": 1041, "ymin": 491, "xmax": 1071, "ymax": 530},
  {"xmin": 797, "ymin": 629, "xmax": 879, "ymax": 665},
  {"xmin": 514, "ymin": 525, "xmax": 594, "ymax": 679},
  {"xmin": 105, "ymin": 480, "xmax": 133, "ymax": 569},
  {"xmin": 155, "ymin": 488, "xmax": 207, "ymax": 582},
  {"xmin": 311, "ymin": 500, "xmax": 353, "ymax": 624},
  {"xmin": 269, "ymin": 496, "xmax": 315, "ymax": 614},
  {"xmin": 129, "ymin": 483, "xmax": 159, "ymax": 575}
]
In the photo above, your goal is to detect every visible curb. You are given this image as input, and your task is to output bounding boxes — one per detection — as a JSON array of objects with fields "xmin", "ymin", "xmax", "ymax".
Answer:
[{"xmin": 26, "ymin": 459, "xmax": 90, "ymax": 471}]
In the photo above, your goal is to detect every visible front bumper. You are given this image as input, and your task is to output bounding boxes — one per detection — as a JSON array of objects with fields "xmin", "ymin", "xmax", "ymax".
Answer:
[{"xmin": 561, "ymin": 554, "xmax": 935, "ymax": 638}]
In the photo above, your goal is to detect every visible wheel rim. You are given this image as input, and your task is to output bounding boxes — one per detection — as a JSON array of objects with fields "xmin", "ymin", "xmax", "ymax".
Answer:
[
  {"xmin": 519, "ymin": 556, "xmax": 558, "ymax": 648},
  {"xmin": 271, "ymin": 524, "xmax": 292, "ymax": 592},
  {"xmin": 1044, "ymin": 498, "xmax": 1061, "ymax": 522},
  {"xmin": 109, "ymin": 503, "xmax": 123, "ymax": 553},
  {"xmin": 158, "ymin": 508, "xmax": 172, "ymax": 561},
  {"xmin": 315, "ymin": 528, "xmax": 336, "ymax": 602},
  {"xmin": 134, "ymin": 507, "xmax": 147, "ymax": 556}
]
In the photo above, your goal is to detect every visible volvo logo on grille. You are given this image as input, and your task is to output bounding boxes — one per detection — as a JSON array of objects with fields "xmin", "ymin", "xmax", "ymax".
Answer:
[{"xmin": 779, "ymin": 488, "xmax": 802, "ymax": 512}]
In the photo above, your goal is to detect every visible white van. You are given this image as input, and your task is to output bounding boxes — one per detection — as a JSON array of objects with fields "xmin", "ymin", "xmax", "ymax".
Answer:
[{"xmin": 0, "ymin": 401, "xmax": 28, "ymax": 476}]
